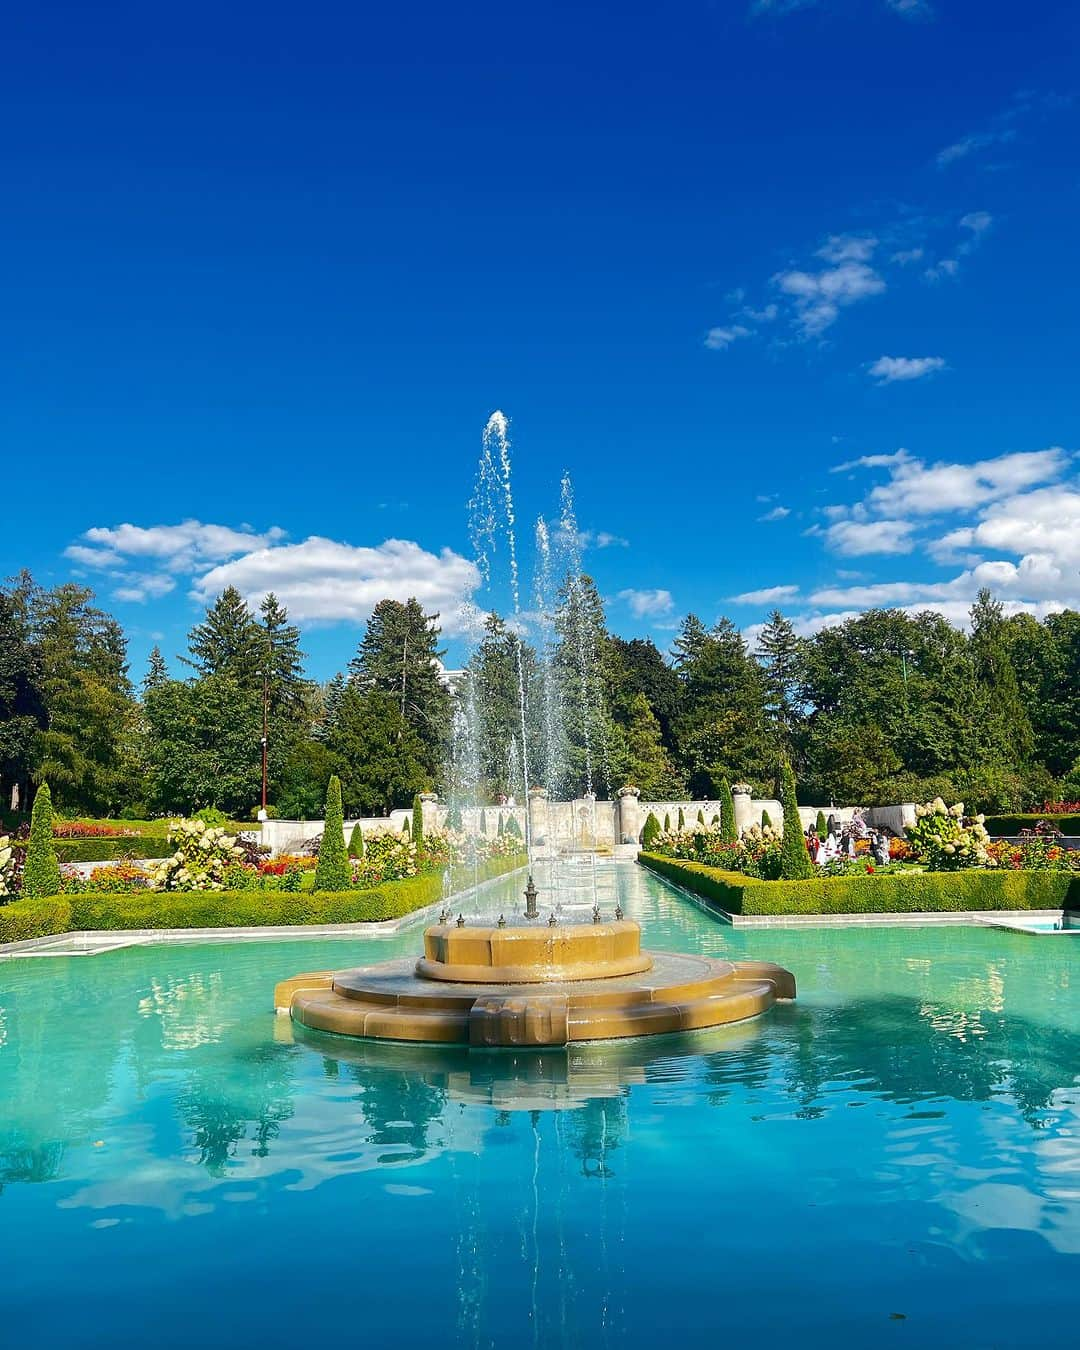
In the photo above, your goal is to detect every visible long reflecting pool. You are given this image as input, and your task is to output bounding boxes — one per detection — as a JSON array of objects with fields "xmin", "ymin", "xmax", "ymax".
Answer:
[{"xmin": 2, "ymin": 861, "xmax": 1078, "ymax": 1347}]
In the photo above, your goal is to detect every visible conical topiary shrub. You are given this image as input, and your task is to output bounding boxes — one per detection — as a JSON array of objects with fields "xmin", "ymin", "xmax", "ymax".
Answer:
[
  {"xmin": 664, "ymin": 812, "xmax": 671, "ymax": 832},
  {"xmin": 315, "ymin": 776, "xmax": 351, "ymax": 891},
  {"xmin": 677, "ymin": 807, "xmax": 685, "ymax": 831},
  {"xmin": 348, "ymin": 823, "xmax": 364, "ymax": 858},
  {"xmin": 412, "ymin": 794, "xmax": 425, "ymax": 867},
  {"xmin": 816, "ymin": 809, "xmax": 828, "ymax": 840},
  {"xmin": 641, "ymin": 811, "xmax": 661, "ymax": 848},
  {"xmin": 479, "ymin": 808, "xmax": 487, "ymax": 835},
  {"xmin": 761, "ymin": 809, "xmax": 772, "ymax": 829},
  {"xmin": 719, "ymin": 779, "xmax": 738, "ymax": 845},
  {"xmin": 23, "ymin": 782, "xmax": 61, "ymax": 899},
  {"xmin": 779, "ymin": 760, "xmax": 814, "ymax": 880}
]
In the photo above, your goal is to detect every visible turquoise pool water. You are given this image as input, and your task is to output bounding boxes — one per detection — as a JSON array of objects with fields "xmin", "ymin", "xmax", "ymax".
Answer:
[{"xmin": 2, "ymin": 861, "xmax": 1078, "ymax": 1348}]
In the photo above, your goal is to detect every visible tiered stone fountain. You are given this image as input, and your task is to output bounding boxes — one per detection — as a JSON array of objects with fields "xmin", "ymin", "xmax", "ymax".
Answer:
[{"xmin": 276, "ymin": 877, "xmax": 795, "ymax": 1048}]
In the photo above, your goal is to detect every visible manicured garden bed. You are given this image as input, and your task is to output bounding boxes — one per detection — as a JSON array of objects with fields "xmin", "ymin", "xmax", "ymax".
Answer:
[
  {"xmin": 982, "ymin": 813, "xmax": 1080, "ymax": 836},
  {"xmin": 0, "ymin": 853, "xmax": 525, "ymax": 946},
  {"xmin": 639, "ymin": 852, "xmax": 1079, "ymax": 917}
]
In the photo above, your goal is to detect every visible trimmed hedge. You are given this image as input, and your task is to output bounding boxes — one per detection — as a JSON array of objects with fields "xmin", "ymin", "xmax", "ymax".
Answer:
[
  {"xmin": 639, "ymin": 852, "xmax": 1079, "ymax": 916},
  {"xmin": 0, "ymin": 854, "xmax": 526, "ymax": 943},
  {"xmin": 983, "ymin": 814, "xmax": 1080, "ymax": 836},
  {"xmin": 11, "ymin": 837, "xmax": 176, "ymax": 863}
]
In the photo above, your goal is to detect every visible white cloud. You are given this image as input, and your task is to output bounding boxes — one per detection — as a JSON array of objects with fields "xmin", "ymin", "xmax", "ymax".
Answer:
[
  {"xmin": 112, "ymin": 574, "xmax": 179, "ymax": 604},
  {"xmin": 824, "ymin": 519, "xmax": 917, "ymax": 556},
  {"xmin": 704, "ymin": 324, "xmax": 750, "ymax": 350},
  {"xmin": 729, "ymin": 584, "xmax": 801, "ymax": 605},
  {"xmin": 773, "ymin": 260, "xmax": 886, "ymax": 337},
  {"xmin": 924, "ymin": 257, "xmax": 959, "ymax": 282},
  {"xmin": 757, "ymin": 505, "xmax": 791, "ymax": 522},
  {"xmin": 868, "ymin": 355, "xmax": 947, "ymax": 384},
  {"xmin": 886, "ymin": 0, "xmax": 933, "ymax": 16},
  {"xmin": 191, "ymin": 537, "xmax": 482, "ymax": 634},
  {"xmin": 69, "ymin": 520, "xmax": 286, "ymax": 572},
  {"xmin": 891, "ymin": 247, "xmax": 925, "ymax": 265},
  {"xmin": 595, "ymin": 531, "xmax": 629, "ymax": 549},
  {"xmin": 867, "ymin": 447, "xmax": 1068, "ymax": 516},
  {"xmin": 617, "ymin": 588, "xmax": 675, "ymax": 619},
  {"xmin": 937, "ymin": 128, "xmax": 1016, "ymax": 168},
  {"xmin": 960, "ymin": 210, "xmax": 993, "ymax": 235},
  {"xmin": 816, "ymin": 234, "xmax": 878, "ymax": 263}
]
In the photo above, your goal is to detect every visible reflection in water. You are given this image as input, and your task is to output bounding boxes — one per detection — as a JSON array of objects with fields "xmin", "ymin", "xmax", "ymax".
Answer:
[{"xmin": 1, "ymin": 867, "xmax": 1079, "ymax": 1347}]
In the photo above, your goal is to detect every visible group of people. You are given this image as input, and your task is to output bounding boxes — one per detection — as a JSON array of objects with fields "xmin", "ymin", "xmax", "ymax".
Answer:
[{"xmin": 805, "ymin": 808, "xmax": 892, "ymax": 867}]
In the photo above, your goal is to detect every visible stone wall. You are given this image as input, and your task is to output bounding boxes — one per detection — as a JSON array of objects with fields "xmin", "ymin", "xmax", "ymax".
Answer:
[{"xmin": 261, "ymin": 792, "xmax": 917, "ymax": 857}]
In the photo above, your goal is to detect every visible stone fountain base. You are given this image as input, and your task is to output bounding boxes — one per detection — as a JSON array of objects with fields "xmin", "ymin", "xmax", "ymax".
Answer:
[{"xmin": 276, "ymin": 917, "xmax": 795, "ymax": 1048}]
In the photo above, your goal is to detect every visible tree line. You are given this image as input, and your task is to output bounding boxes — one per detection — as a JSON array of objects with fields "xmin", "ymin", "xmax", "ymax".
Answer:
[{"xmin": 1, "ymin": 567, "xmax": 1077, "ymax": 819}]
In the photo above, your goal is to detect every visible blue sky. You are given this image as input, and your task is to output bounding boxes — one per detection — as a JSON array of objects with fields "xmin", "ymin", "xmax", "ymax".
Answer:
[{"xmin": 3, "ymin": 0, "xmax": 1078, "ymax": 679}]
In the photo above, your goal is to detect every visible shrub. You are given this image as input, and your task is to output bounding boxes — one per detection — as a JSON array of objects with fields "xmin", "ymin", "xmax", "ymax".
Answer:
[
  {"xmin": 677, "ymin": 808, "xmax": 685, "ymax": 831},
  {"xmin": 151, "ymin": 820, "xmax": 246, "ymax": 891},
  {"xmin": 348, "ymin": 823, "xmax": 365, "ymax": 858},
  {"xmin": 412, "ymin": 794, "xmax": 425, "ymax": 865},
  {"xmin": 816, "ymin": 810, "xmax": 827, "ymax": 840},
  {"xmin": 23, "ymin": 785, "xmax": 62, "ymax": 899},
  {"xmin": 639, "ymin": 853, "xmax": 1079, "ymax": 916},
  {"xmin": 0, "ymin": 835, "xmax": 16, "ymax": 899},
  {"xmin": 0, "ymin": 896, "xmax": 72, "ymax": 944},
  {"xmin": 641, "ymin": 812, "xmax": 661, "ymax": 848},
  {"xmin": 760, "ymin": 809, "xmax": 772, "ymax": 829},
  {"xmin": 907, "ymin": 799, "xmax": 992, "ymax": 870},
  {"xmin": 779, "ymin": 761, "xmax": 814, "ymax": 881},
  {"xmin": 718, "ymin": 779, "xmax": 737, "ymax": 845},
  {"xmin": 664, "ymin": 813, "xmax": 671, "ymax": 831},
  {"xmin": 983, "ymin": 813, "xmax": 1080, "ymax": 836},
  {"xmin": 505, "ymin": 814, "xmax": 522, "ymax": 839},
  {"xmin": 315, "ymin": 776, "xmax": 351, "ymax": 892}
]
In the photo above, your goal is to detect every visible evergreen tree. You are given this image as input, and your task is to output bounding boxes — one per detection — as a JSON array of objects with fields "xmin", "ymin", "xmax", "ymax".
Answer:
[
  {"xmin": 641, "ymin": 811, "xmax": 661, "ymax": 848},
  {"xmin": 348, "ymin": 598, "xmax": 450, "ymax": 784},
  {"xmin": 779, "ymin": 760, "xmax": 813, "ymax": 880},
  {"xmin": 465, "ymin": 614, "xmax": 542, "ymax": 798},
  {"xmin": 0, "ymin": 585, "xmax": 46, "ymax": 813},
  {"xmin": 756, "ymin": 610, "xmax": 804, "ymax": 762},
  {"xmin": 622, "ymin": 693, "xmax": 683, "ymax": 798},
  {"xmin": 328, "ymin": 685, "xmax": 428, "ymax": 816},
  {"xmin": 677, "ymin": 807, "xmax": 685, "ymax": 830},
  {"xmin": 761, "ymin": 809, "xmax": 772, "ymax": 829},
  {"xmin": 969, "ymin": 589, "xmax": 1035, "ymax": 767},
  {"xmin": 143, "ymin": 645, "xmax": 168, "ymax": 693},
  {"xmin": 479, "ymin": 808, "xmax": 487, "ymax": 835},
  {"xmin": 664, "ymin": 812, "xmax": 671, "ymax": 831},
  {"xmin": 816, "ymin": 809, "xmax": 827, "ymax": 840},
  {"xmin": 314, "ymin": 775, "xmax": 351, "ymax": 891},
  {"xmin": 144, "ymin": 675, "xmax": 263, "ymax": 814},
  {"xmin": 186, "ymin": 587, "xmax": 262, "ymax": 684},
  {"xmin": 719, "ymin": 778, "xmax": 737, "ymax": 844},
  {"xmin": 696, "ymin": 808, "xmax": 705, "ymax": 824},
  {"xmin": 348, "ymin": 823, "xmax": 365, "ymax": 858},
  {"xmin": 609, "ymin": 637, "xmax": 682, "ymax": 750},
  {"xmin": 316, "ymin": 672, "xmax": 347, "ymax": 741},
  {"xmin": 23, "ymin": 782, "xmax": 61, "ymax": 898},
  {"xmin": 551, "ymin": 573, "xmax": 625, "ymax": 795}
]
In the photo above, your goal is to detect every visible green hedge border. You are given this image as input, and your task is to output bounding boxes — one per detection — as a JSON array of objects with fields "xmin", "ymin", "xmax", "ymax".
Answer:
[
  {"xmin": 10, "ymin": 837, "xmax": 177, "ymax": 863},
  {"xmin": 0, "ymin": 854, "xmax": 526, "ymax": 947},
  {"xmin": 983, "ymin": 814, "xmax": 1080, "ymax": 836},
  {"xmin": 639, "ymin": 852, "xmax": 1079, "ymax": 916}
]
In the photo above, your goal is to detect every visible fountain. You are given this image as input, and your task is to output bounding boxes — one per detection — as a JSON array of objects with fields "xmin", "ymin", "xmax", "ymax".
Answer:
[{"xmin": 276, "ymin": 411, "xmax": 795, "ymax": 1047}]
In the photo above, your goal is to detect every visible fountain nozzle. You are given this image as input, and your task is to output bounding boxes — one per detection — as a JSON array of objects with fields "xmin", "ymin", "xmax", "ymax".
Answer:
[{"xmin": 524, "ymin": 874, "xmax": 539, "ymax": 920}]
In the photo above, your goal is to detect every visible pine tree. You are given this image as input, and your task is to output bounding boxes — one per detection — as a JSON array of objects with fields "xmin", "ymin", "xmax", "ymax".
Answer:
[
  {"xmin": 348, "ymin": 823, "xmax": 364, "ymax": 858},
  {"xmin": 314, "ymin": 776, "xmax": 351, "ymax": 891},
  {"xmin": 622, "ymin": 693, "xmax": 682, "ymax": 798},
  {"xmin": 186, "ymin": 587, "xmax": 262, "ymax": 685},
  {"xmin": 412, "ymin": 793, "xmax": 425, "ymax": 867},
  {"xmin": 719, "ymin": 778, "xmax": 738, "ymax": 844},
  {"xmin": 143, "ymin": 645, "xmax": 168, "ymax": 693},
  {"xmin": 779, "ymin": 760, "xmax": 814, "ymax": 880},
  {"xmin": 23, "ymin": 782, "xmax": 61, "ymax": 898},
  {"xmin": 756, "ymin": 610, "xmax": 803, "ymax": 761},
  {"xmin": 641, "ymin": 811, "xmax": 661, "ymax": 848}
]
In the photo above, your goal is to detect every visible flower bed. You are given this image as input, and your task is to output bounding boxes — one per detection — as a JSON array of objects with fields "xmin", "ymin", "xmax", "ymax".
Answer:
[
  {"xmin": 0, "ymin": 853, "xmax": 527, "ymax": 944},
  {"xmin": 639, "ymin": 853, "xmax": 1079, "ymax": 917}
]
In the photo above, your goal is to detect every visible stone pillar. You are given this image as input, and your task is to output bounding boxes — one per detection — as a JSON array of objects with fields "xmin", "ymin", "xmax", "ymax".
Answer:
[
  {"xmin": 419, "ymin": 791, "xmax": 439, "ymax": 834},
  {"xmin": 616, "ymin": 784, "xmax": 642, "ymax": 844},
  {"xmin": 528, "ymin": 787, "xmax": 549, "ymax": 845},
  {"xmin": 732, "ymin": 783, "xmax": 755, "ymax": 836}
]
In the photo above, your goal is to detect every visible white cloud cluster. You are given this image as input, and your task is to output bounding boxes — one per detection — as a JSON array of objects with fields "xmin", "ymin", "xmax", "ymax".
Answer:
[
  {"xmin": 773, "ymin": 258, "xmax": 886, "ymax": 337},
  {"xmin": 617, "ymin": 588, "xmax": 675, "ymax": 619},
  {"xmin": 936, "ymin": 90, "xmax": 1072, "ymax": 170},
  {"xmin": 868, "ymin": 355, "xmax": 946, "ymax": 384},
  {"xmin": 66, "ymin": 518, "xmax": 483, "ymax": 629},
  {"xmin": 192, "ymin": 537, "xmax": 482, "ymax": 634},
  {"xmin": 741, "ymin": 446, "xmax": 1079, "ymax": 635}
]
